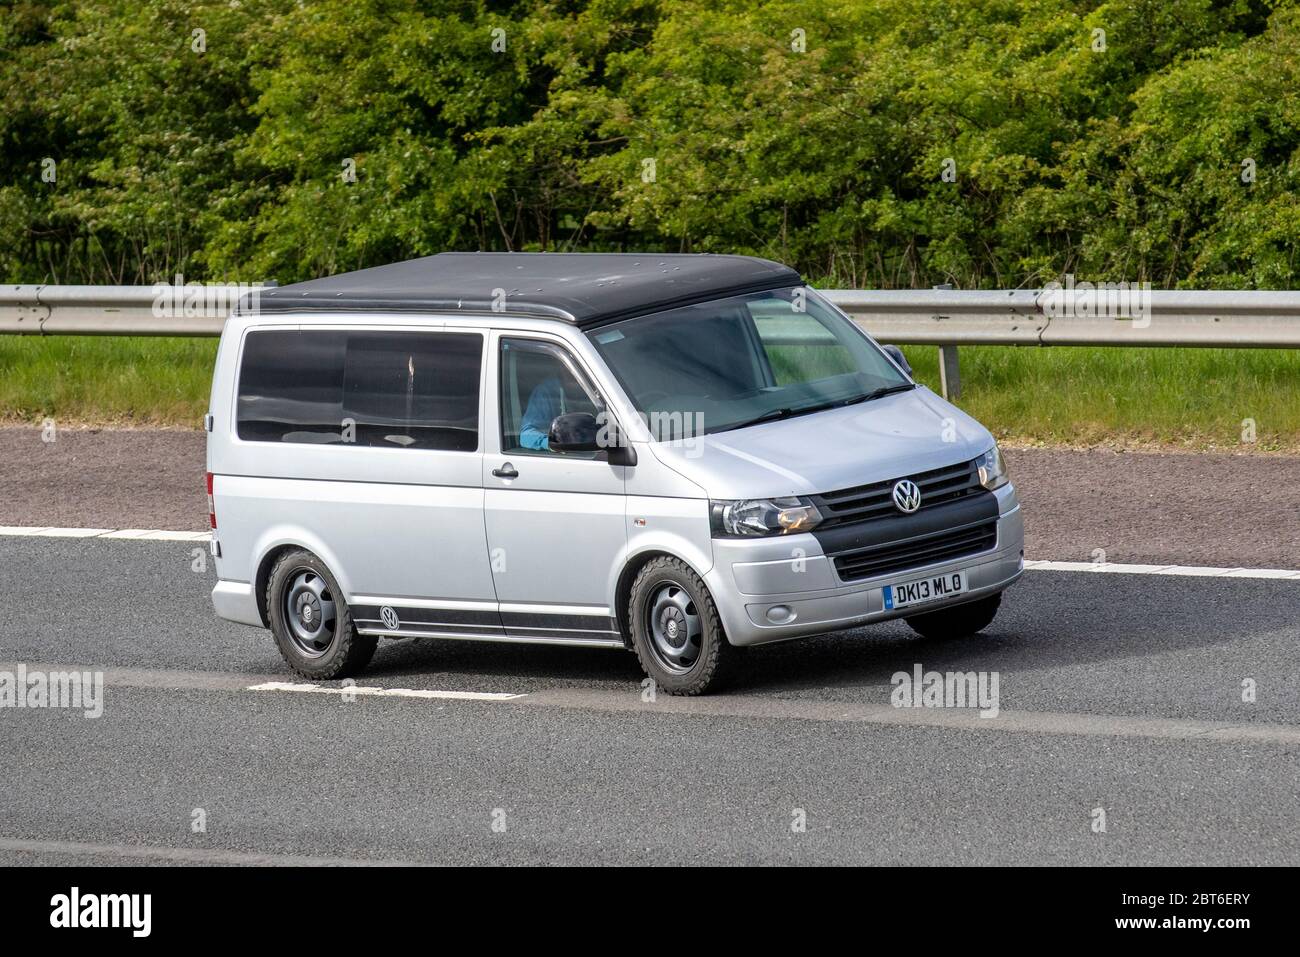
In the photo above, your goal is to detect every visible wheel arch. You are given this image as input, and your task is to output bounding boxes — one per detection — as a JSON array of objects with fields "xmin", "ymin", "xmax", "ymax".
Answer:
[
  {"xmin": 254, "ymin": 544, "xmax": 298, "ymax": 627},
  {"xmin": 251, "ymin": 531, "xmax": 352, "ymax": 628},
  {"xmin": 613, "ymin": 547, "xmax": 712, "ymax": 646}
]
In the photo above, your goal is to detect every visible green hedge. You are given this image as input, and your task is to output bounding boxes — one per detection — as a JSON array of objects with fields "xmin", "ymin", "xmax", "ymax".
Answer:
[{"xmin": 2, "ymin": 0, "xmax": 1298, "ymax": 289}]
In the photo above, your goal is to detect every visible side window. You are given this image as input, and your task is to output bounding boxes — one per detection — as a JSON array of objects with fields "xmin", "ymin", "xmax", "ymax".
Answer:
[
  {"xmin": 341, "ymin": 333, "xmax": 481, "ymax": 450},
  {"xmin": 498, "ymin": 338, "xmax": 601, "ymax": 457},
  {"xmin": 236, "ymin": 330, "xmax": 346, "ymax": 444},
  {"xmin": 237, "ymin": 330, "xmax": 483, "ymax": 451}
]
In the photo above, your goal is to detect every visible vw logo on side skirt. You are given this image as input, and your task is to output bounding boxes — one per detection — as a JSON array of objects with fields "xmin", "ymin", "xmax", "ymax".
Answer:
[
  {"xmin": 379, "ymin": 606, "xmax": 400, "ymax": 630},
  {"xmin": 892, "ymin": 479, "xmax": 922, "ymax": 514}
]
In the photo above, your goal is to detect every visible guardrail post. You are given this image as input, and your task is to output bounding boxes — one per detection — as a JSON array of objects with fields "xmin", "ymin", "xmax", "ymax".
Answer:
[
  {"xmin": 929, "ymin": 285, "xmax": 960, "ymax": 400},
  {"xmin": 938, "ymin": 345, "xmax": 961, "ymax": 400}
]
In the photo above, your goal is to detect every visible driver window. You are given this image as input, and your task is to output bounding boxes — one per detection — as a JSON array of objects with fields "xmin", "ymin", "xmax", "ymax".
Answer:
[{"xmin": 499, "ymin": 338, "xmax": 601, "ymax": 456}]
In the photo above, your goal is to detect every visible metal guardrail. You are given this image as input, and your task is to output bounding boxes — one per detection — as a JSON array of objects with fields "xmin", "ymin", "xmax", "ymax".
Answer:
[
  {"xmin": 821, "ymin": 288, "xmax": 1300, "ymax": 396},
  {"xmin": 5, "ymin": 283, "xmax": 1300, "ymax": 398},
  {"xmin": 821, "ymin": 289, "xmax": 1300, "ymax": 348},
  {"xmin": 0, "ymin": 284, "xmax": 232, "ymax": 337}
]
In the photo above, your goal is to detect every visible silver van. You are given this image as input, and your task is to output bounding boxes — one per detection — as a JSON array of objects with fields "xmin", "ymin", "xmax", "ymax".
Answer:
[{"xmin": 207, "ymin": 253, "xmax": 1023, "ymax": 694}]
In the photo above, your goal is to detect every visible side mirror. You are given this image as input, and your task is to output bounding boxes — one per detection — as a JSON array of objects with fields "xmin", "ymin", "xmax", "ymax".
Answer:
[
  {"xmin": 548, "ymin": 412, "xmax": 600, "ymax": 453},
  {"xmin": 548, "ymin": 411, "xmax": 638, "ymax": 465},
  {"xmin": 882, "ymin": 343, "xmax": 912, "ymax": 377}
]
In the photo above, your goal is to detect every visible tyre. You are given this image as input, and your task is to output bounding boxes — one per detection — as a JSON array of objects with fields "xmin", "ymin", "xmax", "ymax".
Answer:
[
  {"xmin": 627, "ymin": 556, "xmax": 736, "ymax": 696},
  {"xmin": 905, "ymin": 591, "xmax": 1002, "ymax": 640},
  {"xmin": 266, "ymin": 549, "xmax": 377, "ymax": 680}
]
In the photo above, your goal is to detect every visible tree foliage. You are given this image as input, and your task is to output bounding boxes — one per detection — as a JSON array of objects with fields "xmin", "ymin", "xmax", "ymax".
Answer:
[{"xmin": 2, "ymin": 0, "xmax": 1297, "ymax": 287}]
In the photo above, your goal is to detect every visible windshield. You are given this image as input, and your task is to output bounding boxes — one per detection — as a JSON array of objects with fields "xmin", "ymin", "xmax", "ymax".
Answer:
[{"xmin": 585, "ymin": 286, "xmax": 912, "ymax": 439}]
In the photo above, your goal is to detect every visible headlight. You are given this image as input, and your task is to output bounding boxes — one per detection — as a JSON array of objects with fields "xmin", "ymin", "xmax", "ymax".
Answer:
[
  {"xmin": 710, "ymin": 497, "xmax": 823, "ymax": 537},
  {"xmin": 976, "ymin": 444, "xmax": 1009, "ymax": 490}
]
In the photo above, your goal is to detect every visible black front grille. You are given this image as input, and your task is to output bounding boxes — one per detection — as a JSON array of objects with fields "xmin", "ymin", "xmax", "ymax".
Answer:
[
  {"xmin": 831, "ymin": 519, "xmax": 998, "ymax": 583},
  {"xmin": 811, "ymin": 459, "xmax": 982, "ymax": 529}
]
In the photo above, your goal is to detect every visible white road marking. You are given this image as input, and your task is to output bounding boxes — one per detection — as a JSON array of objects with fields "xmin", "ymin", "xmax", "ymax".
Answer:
[
  {"xmin": 246, "ymin": 680, "xmax": 525, "ymax": 701},
  {"xmin": 0, "ymin": 525, "xmax": 209, "ymax": 541},
  {"xmin": 99, "ymin": 528, "xmax": 211, "ymax": 541},
  {"xmin": 0, "ymin": 526, "xmax": 99, "ymax": 537},
  {"xmin": 1024, "ymin": 559, "xmax": 1300, "ymax": 580}
]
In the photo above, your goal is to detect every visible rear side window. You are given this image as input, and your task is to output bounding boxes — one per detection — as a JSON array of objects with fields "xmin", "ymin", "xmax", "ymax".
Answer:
[{"xmin": 237, "ymin": 330, "xmax": 482, "ymax": 451}]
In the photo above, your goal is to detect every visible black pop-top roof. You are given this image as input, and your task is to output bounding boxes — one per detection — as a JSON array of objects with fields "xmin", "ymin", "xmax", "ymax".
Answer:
[{"xmin": 236, "ymin": 252, "xmax": 802, "ymax": 326}]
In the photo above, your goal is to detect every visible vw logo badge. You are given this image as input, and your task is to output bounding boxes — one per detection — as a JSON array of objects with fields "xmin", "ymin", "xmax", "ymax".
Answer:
[
  {"xmin": 892, "ymin": 479, "xmax": 922, "ymax": 514},
  {"xmin": 379, "ymin": 606, "xmax": 400, "ymax": 630}
]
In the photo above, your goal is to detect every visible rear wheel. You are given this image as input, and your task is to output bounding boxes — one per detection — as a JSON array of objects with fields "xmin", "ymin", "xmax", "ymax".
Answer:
[
  {"xmin": 266, "ymin": 549, "xmax": 377, "ymax": 679},
  {"xmin": 628, "ymin": 557, "xmax": 735, "ymax": 696},
  {"xmin": 905, "ymin": 592, "xmax": 1002, "ymax": 640}
]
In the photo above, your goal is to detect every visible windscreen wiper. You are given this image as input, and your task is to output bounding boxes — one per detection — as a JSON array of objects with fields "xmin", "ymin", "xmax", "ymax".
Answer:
[
  {"xmin": 722, "ymin": 403, "xmax": 834, "ymax": 432},
  {"xmin": 719, "ymin": 384, "xmax": 916, "ymax": 433},
  {"xmin": 834, "ymin": 382, "xmax": 916, "ymax": 407}
]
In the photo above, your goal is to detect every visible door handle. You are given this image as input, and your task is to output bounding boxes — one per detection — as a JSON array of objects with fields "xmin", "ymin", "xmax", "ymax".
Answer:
[{"xmin": 492, "ymin": 462, "xmax": 519, "ymax": 479}]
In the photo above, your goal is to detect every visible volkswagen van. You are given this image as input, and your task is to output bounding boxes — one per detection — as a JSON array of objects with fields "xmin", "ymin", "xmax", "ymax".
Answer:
[{"xmin": 207, "ymin": 253, "xmax": 1023, "ymax": 694}]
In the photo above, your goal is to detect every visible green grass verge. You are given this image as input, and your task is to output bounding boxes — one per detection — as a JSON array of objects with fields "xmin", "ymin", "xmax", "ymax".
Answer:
[
  {"xmin": 901, "ymin": 344, "xmax": 1300, "ymax": 451},
  {"xmin": 0, "ymin": 336, "xmax": 218, "ymax": 428},
  {"xmin": 1, "ymin": 336, "xmax": 1297, "ymax": 450}
]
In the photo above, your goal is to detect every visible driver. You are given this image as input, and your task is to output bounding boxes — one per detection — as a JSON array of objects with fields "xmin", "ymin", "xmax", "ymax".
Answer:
[{"xmin": 518, "ymin": 376, "xmax": 563, "ymax": 451}]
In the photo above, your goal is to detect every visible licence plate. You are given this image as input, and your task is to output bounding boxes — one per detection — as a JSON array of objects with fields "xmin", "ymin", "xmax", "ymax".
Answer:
[{"xmin": 882, "ymin": 570, "xmax": 968, "ymax": 611}]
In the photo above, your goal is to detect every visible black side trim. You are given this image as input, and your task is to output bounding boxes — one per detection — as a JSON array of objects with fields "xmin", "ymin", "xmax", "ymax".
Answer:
[
  {"xmin": 352, "ymin": 605, "xmax": 501, "ymax": 628},
  {"xmin": 500, "ymin": 611, "xmax": 619, "ymax": 633},
  {"xmin": 352, "ymin": 604, "xmax": 619, "ymax": 641},
  {"xmin": 497, "ymin": 627, "xmax": 621, "ymax": 641}
]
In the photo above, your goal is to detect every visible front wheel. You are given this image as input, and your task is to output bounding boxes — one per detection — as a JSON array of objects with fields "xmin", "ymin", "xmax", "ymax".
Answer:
[
  {"xmin": 628, "ymin": 557, "xmax": 736, "ymax": 696},
  {"xmin": 905, "ymin": 591, "xmax": 1002, "ymax": 640}
]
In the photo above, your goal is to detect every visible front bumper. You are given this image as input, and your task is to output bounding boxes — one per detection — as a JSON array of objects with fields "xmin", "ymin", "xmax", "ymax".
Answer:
[{"xmin": 705, "ymin": 484, "xmax": 1024, "ymax": 647}]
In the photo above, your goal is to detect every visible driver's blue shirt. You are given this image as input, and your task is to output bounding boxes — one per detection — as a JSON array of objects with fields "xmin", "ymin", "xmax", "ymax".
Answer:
[{"xmin": 519, "ymin": 377, "xmax": 563, "ymax": 450}]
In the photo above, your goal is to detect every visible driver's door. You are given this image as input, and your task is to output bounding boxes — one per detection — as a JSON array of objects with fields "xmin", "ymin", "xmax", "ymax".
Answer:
[{"xmin": 481, "ymin": 333, "xmax": 628, "ymax": 643}]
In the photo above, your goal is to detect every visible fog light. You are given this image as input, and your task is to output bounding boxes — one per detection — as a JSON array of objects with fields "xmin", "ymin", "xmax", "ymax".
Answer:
[{"xmin": 766, "ymin": 605, "xmax": 794, "ymax": 624}]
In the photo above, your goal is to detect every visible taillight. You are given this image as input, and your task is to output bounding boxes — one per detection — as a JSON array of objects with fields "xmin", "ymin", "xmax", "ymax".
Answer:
[{"xmin": 206, "ymin": 472, "xmax": 217, "ymax": 529}]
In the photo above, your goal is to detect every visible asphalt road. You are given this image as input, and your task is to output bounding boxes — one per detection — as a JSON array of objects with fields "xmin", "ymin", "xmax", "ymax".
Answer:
[{"xmin": 2, "ymin": 534, "xmax": 1297, "ymax": 865}]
